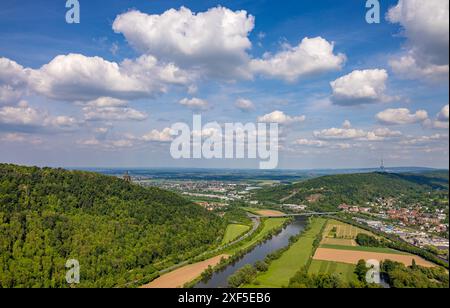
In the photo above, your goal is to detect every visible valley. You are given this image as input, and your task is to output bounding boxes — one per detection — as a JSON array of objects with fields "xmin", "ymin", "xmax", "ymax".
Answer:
[{"xmin": 0, "ymin": 164, "xmax": 448, "ymax": 288}]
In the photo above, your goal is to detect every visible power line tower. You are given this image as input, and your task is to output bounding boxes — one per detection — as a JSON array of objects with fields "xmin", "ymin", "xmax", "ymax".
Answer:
[
  {"xmin": 123, "ymin": 171, "xmax": 132, "ymax": 183},
  {"xmin": 380, "ymin": 158, "xmax": 386, "ymax": 172}
]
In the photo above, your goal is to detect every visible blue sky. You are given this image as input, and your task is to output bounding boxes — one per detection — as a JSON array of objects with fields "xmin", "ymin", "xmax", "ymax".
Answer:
[{"xmin": 0, "ymin": 0, "xmax": 448, "ymax": 169}]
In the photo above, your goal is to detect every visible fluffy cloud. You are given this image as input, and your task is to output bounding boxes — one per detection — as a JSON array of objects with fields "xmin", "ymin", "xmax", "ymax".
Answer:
[
  {"xmin": 250, "ymin": 37, "xmax": 346, "ymax": 82},
  {"xmin": 376, "ymin": 108, "xmax": 428, "ymax": 125},
  {"xmin": 113, "ymin": 8, "xmax": 346, "ymax": 82},
  {"xmin": 330, "ymin": 69, "xmax": 390, "ymax": 105},
  {"xmin": 179, "ymin": 97, "xmax": 209, "ymax": 111},
  {"xmin": 438, "ymin": 105, "xmax": 449, "ymax": 122},
  {"xmin": 424, "ymin": 104, "xmax": 449, "ymax": 129},
  {"xmin": 314, "ymin": 127, "xmax": 367, "ymax": 140},
  {"xmin": 389, "ymin": 54, "xmax": 449, "ymax": 82},
  {"xmin": 0, "ymin": 57, "xmax": 28, "ymax": 105},
  {"xmin": 82, "ymin": 97, "xmax": 148, "ymax": 122},
  {"xmin": 0, "ymin": 101, "xmax": 79, "ymax": 132},
  {"xmin": 142, "ymin": 128, "xmax": 173, "ymax": 142},
  {"xmin": 0, "ymin": 102, "xmax": 42, "ymax": 128},
  {"xmin": 113, "ymin": 7, "xmax": 254, "ymax": 79},
  {"xmin": 314, "ymin": 121, "xmax": 402, "ymax": 141},
  {"xmin": 78, "ymin": 127, "xmax": 174, "ymax": 149},
  {"xmin": 83, "ymin": 107, "xmax": 147, "ymax": 122},
  {"xmin": 0, "ymin": 86, "xmax": 24, "ymax": 105},
  {"xmin": 0, "ymin": 58, "xmax": 27, "ymax": 84},
  {"xmin": 84, "ymin": 97, "xmax": 128, "ymax": 108},
  {"xmin": 29, "ymin": 54, "xmax": 148, "ymax": 101},
  {"xmin": 235, "ymin": 98, "xmax": 255, "ymax": 111},
  {"xmin": 257, "ymin": 110, "xmax": 306, "ymax": 124},
  {"xmin": 294, "ymin": 138, "xmax": 328, "ymax": 147},
  {"xmin": 387, "ymin": 0, "xmax": 449, "ymax": 81},
  {"xmin": 400, "ymin": 133, "xmax": 448, "ymax": 146},
  {"xmin": 371, "ymin": 127, "xmax": 403, "ymax": 138},
  {"xmin": 0, "ymin": 133, "xmax": 43, "ymax": 145},
  {"xmin": 77, "ymin": 136, "xmax": 136, "ymax": 149},
  {"xmin": 120, "ymin": 55, "xmax": 192, "ymax": 86},
  {"xmin": 342, "ymin": 120, "xmax": 352, "ymax": 129},
  {"xmin": 28, "ymin": 54, "xmax": 190, "ymax": 102}
]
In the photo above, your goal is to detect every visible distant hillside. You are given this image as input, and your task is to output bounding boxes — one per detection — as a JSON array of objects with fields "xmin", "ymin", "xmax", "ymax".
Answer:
[
  {"xmin": 254, "ymin": 171, "xmax": 449, "ymax": 212},
  {"xmin": 0, "ymin": 164, "xmax": 225, "ymax": 288}
]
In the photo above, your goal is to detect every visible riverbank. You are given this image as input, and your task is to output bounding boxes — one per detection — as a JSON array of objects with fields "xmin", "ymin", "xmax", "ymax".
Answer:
[
  {"xmin": 142, "ymin": 216, "xmax": 290, "ymax": 288},
  {"xmin": 192, "ymin": 217, "xmax": 300, "ymax": 288},
  {"xmin": 244, "ymin": 218, "xmax": 327, "ymax": 288}
]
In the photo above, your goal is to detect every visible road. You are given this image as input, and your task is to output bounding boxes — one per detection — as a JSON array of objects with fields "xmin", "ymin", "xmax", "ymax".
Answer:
[{"xmin": 262, "ymin": 212, "xmax": 339, "ymax": 218}]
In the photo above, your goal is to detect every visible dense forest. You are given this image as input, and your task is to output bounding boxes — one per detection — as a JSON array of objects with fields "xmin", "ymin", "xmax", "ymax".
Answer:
[
  {"xmin": 380, "ymin": 260, "xmax": 449, "ymax": 288},
  {"xmin": 0, "ymin": 164, "xmax": 226, "ymax": 288},
  {"xmin": 254, "ymin": 171, "xmax": 449, "ymax": 211},
  {"xmin": 287, "ymin": 261, "xmax": 449, "ymax": 289}
]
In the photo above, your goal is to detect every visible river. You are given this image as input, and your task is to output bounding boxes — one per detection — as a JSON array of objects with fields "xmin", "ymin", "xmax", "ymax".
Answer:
[{"xmin": 195, "ymin": 217, "xmax": 308, "ymax": 288}]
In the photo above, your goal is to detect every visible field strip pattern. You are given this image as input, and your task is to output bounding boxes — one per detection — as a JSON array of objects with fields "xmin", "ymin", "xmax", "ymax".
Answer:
[
  {"xmin": 309, "ymin": 260, "xmax": 358, "ymax": 284},
  {"xmin": 319, "ymin": 244, "xmax": 409, "ymax": 255},
  {"xmin": 313, "ymin": 248, "xmax": 435, "ymax": 268},
  {"xmin": 142, "ymin": 254, "xmax": 229, "ymax": 288},
  {"xmin": 256, "ymin": 210, "xmax": 285, "ymax": 217}
]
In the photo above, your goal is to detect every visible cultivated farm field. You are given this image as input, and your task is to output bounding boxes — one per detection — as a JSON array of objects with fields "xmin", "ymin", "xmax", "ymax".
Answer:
[
  {"xmin": 308, "ymin": 260, "xmax": 358, "ymax": 284},
  {"xmin": 324, "ymin": 219, "xmax": 373, "ymax": 240},
  {"xmin": 142, "ymin": 254, "xmax": 229, "ymax": 288}
]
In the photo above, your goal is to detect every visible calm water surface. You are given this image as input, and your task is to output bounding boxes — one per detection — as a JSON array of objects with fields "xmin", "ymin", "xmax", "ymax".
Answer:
[{"xmin": 195, "ymin": 217, "xmax": 307, "ymax": 288}]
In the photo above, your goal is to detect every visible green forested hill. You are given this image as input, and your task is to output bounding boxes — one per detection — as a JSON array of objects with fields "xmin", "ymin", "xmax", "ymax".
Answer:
[
  {"xmin": 255, "ymin": 171, "xmax": 449, "ymax": 211},
  {"xmin": 0, "ymin": 164, "xmax": 225, "ymax": 288}
]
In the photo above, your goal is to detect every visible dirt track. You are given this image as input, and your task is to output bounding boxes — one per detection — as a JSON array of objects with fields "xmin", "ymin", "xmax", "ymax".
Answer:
[
  {"xmin": 314, "ymin": 248, "xmax": 435, "ymax": 268},
  {"xmin": 142, "ymin": 255, "xmax": 229, "ymax": 288}
]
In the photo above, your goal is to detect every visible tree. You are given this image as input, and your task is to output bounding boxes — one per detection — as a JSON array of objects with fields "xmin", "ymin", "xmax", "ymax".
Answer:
[
  {"xmin": 255, "ymin": 261, "xmax": 269, "ymax": 272},
  {"xmin": 0, "ymin": 163, "xmax": 226, "ymax": 288},
  {"xmin": 355, "ymin": 259, "xmax": 368, "ymax": 282}
]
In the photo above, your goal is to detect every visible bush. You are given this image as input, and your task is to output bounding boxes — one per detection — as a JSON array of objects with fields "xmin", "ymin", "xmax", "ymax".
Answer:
[
  {"xmin": 227, "ymin": 265, "xmax": 258, "ymax": 288},
  {"xmin": 356, "ymin": 233, "xmax": 383, "ymax": 247},
  {"xmin": 255, "ymin": 261, "xmax": 269, "ymax": 272}
]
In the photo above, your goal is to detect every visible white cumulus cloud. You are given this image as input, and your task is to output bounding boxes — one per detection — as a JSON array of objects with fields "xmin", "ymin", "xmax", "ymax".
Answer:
[
  {"xmin": 28, "ymin": 54, "xmax": 190, "ymax": 102},
  {"xmin": 376, "ymin": 108, "xmax": 429, "ymax": 125},
  {"xmin": 0, "ymin": 101, "xmax": 79, "ymax": 132},
  {"xmin": 424, "ymin": 104, "xmax": 449, "ymax": 129},
  {"xmin": 113, "ymin": 7, "xmax": 255, "ymax": 80},
  {"xmin": 0, "ymin": 57, "xmax": 28, "ymax": 105},
  {"xmin": 330, "ymin": 69, "xmax": 391, "ymax": 105},
  {"xmin": 179, "ymin": 97, "xmax": 209, "ymax": 110},
  {"xmin": 235, "ymin": 98, "xmax": 255, "ymax": 111},
  {"xmin": 257, "ymin": 110, "xmax": 306, "ymax": 124},
  {"xmin": 142, "ymin": 128, "xmax": 173, "ymax": 142},
  {"xmin": 387, "ymin": 0, "xmax": 449, "ymax": 81},
  {"xmin": 314, "ymin": 122, "xmax": 402, "ymax": 141},
  {"xmin": 250, "ymin": 37, "xmax": 346, "ymax": 82},
  {"xmin": 82, "ymin": 97, "xmax": 148, "ymax": 122}
]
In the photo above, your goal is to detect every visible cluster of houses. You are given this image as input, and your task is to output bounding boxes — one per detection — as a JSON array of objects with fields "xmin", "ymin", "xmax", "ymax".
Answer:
[
  {"xmin": 338, "ymin": 204, "xmax": 371, "ymax": 213},
  {"xmin": 195, "ymin": 201, "xmax": 228, "ymax": 211}
]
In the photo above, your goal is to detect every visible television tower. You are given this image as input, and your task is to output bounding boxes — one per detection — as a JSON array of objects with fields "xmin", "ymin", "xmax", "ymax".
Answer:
[{"xmin": 380, "ymin": 157, "xmax": 386, "ymax": 172}]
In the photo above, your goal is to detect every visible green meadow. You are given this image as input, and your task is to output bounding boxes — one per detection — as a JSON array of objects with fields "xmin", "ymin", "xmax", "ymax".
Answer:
[
  {"xmin": 226, "ymin": 218, "xmax": 288, "ymax": 254},
  {"xmin": 221, "ymin": 224, "xmax": 250, "ymax": 245},
  {"xmin": 308, "ymin": 260, "xmax": 358, "ymax": 284},
  {"xmin": 245, "ymin": 218, "xmax": 327, "ymax": 288}
]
